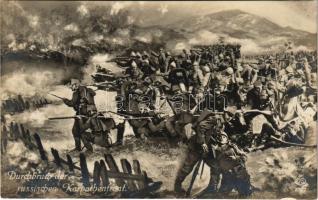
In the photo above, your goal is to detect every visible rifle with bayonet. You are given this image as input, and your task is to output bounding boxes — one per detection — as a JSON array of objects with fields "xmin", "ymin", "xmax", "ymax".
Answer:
[
  {"xmin": 48, "ymin": 93, "xmax": 65, "ymax": 100},
  {"xmin": 106, "ymin": 56, "xmax": 130, "ymax": 63},
  {"xmin": 49, "ymin": 110, "xmax": 154, "ymax": 121}
]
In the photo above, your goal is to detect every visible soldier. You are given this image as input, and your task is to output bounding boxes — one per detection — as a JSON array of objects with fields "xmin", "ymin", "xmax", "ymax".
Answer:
[
  {"xmin": 213, "ymin": 132, "xmax": 252, "ymax": 197},
  {"xmin": 174, "ymin": 112, "xmax": 252, "ymax": 196},
  {"xmin": 158, "ymin": 48, "xmax": 166, "ymax": 72},
  {"xmin": 168, "ymin": 62, "xmax": 189, "ymax": 93},
  {"xmin": 62, "ymin": 79, "xmax": 97, "ymax": 151},
  {"xmin": 194, "ymin": 63, "xmax": 211, "ymax": 98},
  {"xmin": 80, "ymin": 109, "xmax": 115, "ymax": 152},
  {"xmin": 174, "ymin": 113, "xmax": 223, "ymax": 194},
  {"xmin": 124, "ymin": 61, "xmax": 144, "ymax": 80},
  {"xmin": 258, "ymin": 59, "xmax": 276, "ymax": 80},
  {"xmin": 140, "ymin": 53, "xmax": 157, "ymax": 77},
  {"xmin": 1, "ymin": 116, "xmax": 8, "ymax": 154},
  {"xmin": 246, "ymin": 81, "xmax": 269, "ymax": 110},
  {"xmin": 143, "ymin": 111, "xmax": 194, "ymax": 141}
]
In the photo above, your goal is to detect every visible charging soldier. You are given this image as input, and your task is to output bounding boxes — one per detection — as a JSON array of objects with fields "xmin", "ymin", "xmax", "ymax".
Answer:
[
  {"xmin": 62, "ymin": 79, "xmax": 97, "ymax": 151},
  {"xmin": 174, "ymin": 112, "xmax": 251, "ymax": 196},
  {"xmin": 174, "ymin": 113, "xmax": 224, "ymax": 194}
]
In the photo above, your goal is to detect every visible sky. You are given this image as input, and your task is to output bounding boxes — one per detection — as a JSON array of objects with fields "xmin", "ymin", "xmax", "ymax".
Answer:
[{"xmin": 18, "ymin": 1, "xmax": 317, "ymax": 33}]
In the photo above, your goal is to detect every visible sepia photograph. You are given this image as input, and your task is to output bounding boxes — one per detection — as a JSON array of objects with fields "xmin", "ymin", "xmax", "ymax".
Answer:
[{"xmin": 0, "ymin": 1, "xmax": 317, "ymax": 199}]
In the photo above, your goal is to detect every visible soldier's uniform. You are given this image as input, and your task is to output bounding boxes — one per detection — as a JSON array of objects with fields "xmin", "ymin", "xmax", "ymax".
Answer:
[
  {"xmin": 63, "ymin": 79, "xmax": 97, "ymax": 151},
  {"xmin": 124, "ymin": 61, "xmax": 144, "ymax": 80},
  {"xmin": 174, "ymin": 113, "xmax": 224, "ymax": 193},
  {"xmin": 246, "ymin": 81, "xmax": 266, "ymax": 110},
  {"xmin": 174, "ymin": 112, "xmax": 251, "ymax": 195},
  {"xmin": 168, "ymin": 62, "xmax": 189, "ymax": 93},
  {"xmin": 80, "ymin": 112, "xmax": 116, "ymax": 152}
]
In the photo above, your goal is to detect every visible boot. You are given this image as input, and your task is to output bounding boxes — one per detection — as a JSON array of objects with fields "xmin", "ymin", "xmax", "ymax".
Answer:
[
  {"xmin": 174, "ymin": 181, "xmax": 186, "ymax": 194},
  {"xmin": 70, "ymin": 137, "xmax": 81, "ymax": 152}
]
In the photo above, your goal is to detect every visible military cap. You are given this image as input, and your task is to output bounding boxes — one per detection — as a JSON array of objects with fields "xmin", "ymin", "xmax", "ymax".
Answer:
[
  {"xmin": 224, "ymin": 106, "xmax": 236, "ymax": 115},
  {"xmin": 71, "ymin": 79, "xmax": 80, "ymax": 85},
  {"xmin": 220, "ymin": 131, "xmax": 228, "ymax": 138}
]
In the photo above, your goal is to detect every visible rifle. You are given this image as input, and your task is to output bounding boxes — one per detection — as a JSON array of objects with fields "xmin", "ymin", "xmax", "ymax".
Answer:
[
  {"xmin": 49, "ymin": 113, "xmax": 153, "ymax": 120},
  {"xmin": 106, "ymin": 57, "xmax": 130, "ymax": 63},
  {"xmin": 105, "ymin": 110, "xmax": 154, "ymax": 120},
  {"xmin": 151, "ymin": 51, "xmax": 159, "ymax": 57},
  {"xmin": 48, "ymin": 93, "xmax": 65, "ymax": 100},
  {"xmin": 93, "ymin": 72, "xmax": 115, "ymax": 77},
  {"xmin": 49, "ymin": 115, "xmax": 88, "ymax": 120},
  {"xmin": 186, "ymin": 159, "xmax": 203, "ymax": 197},
  {"xmin": 270, "ymin": 135, "xmax": 317, "ymax": 148}
]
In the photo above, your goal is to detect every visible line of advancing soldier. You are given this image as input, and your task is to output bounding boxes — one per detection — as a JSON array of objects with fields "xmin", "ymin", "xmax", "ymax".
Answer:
[{"xmin": 56, "ymin": 43, "xmax": 316, "ymax": 196}]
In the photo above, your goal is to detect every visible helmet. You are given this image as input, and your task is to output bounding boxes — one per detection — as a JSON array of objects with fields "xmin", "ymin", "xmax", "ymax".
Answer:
[
  {"xmin": 201, "ymin": 65, "xmax": 210, "ymax": 73},
  {"xmin": 170, "ymin": 62, "xmax": 177, "ymax": 68},
  {"xmin": 142, "ymin": 51, "xmax": 149, "ymax": 57},
  {"xmin": 71, "ymin": 79, "xmax": 80, "ymax": 85},
  {"xmin": 131, "ymin": 61, "xmax": 138, "ymax": 68},
  {"xmin": 136, "ymin": 52, "xmax": 142, "ymax": 58},
  {"xmin": 285, "ymin": 66, "xmax": 293, "ymax": 74},
  {"xmin": 130, "ymin": 51, "xmax": 136, "ymax": 57},
  {"xmin": 134, "ymin": 89, "xmax": 143, "ymax": 95},
  {"xmin": 225, "ymin": 67, "xmax": 234, "ymax": 75}
]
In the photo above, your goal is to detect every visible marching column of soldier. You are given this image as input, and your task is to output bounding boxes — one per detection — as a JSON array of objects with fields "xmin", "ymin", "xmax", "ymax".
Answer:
[{"xmin": 49, "ymin": 42, "xmax": 317, "ymax": 196}]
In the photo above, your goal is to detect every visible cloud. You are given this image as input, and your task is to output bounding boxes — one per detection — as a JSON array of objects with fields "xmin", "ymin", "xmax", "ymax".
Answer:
[
  {"xmin": 158, "ymin": 4, "xmax": 168, "ymax": 15},
  {"xmin": 28, "ymin": 15, "xmax": 39, "ymax": 28},
  {"xmin": 1, "ymin": 69, "xmax": 65, "ymax": 99},
  {"xmin": 64, "ymin": 23, "xmax": 79, "ymax": 32},
  {"xmin": 110, "ymin": 2, "xmax": 131, "ymax": 15},
  {"xmin": 174, "ymin": 42, "xmax": 190, "ymax": 52},
  {"xmin": 77, "ymin": 4, "xmax": 89, "ymax": 17},
  {"xmin": 135, "ymin": 34, "xmax": 153, "ymax": 43},
  {"xmin": 189, "ymin": 30, "xmax": 220, "ymax": 45}
]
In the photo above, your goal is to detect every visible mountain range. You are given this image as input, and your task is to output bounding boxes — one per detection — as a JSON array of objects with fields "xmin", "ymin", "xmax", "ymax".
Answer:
[
  {"xmin": 2, "ymin": 4, "xmax": 316, "ymax": 58},
  {"xmin": 165, "ymin": 9, "xmax": 316, "ymax": 53}
]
